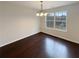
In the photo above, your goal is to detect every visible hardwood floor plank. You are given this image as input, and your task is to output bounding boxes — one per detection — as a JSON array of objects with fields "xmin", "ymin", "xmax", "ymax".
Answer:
[{"xmin": 0, "ymin": 32, "xmax": 79, "ymax": 58}]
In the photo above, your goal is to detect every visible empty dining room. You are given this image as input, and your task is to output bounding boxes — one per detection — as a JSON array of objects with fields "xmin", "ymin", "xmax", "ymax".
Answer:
[{"xmin": 0, "ymin": 0, "xmax": 79, "ymax": 58}]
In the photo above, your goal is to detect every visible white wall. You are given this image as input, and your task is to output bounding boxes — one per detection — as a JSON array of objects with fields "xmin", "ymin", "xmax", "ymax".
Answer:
[
  {"xmin": 0, "ymin": 2, "xmax": 40, "ymax": 47},
  {"xmin": 40, "ymin": 3, "xmax": 79, "ymax": 44}
]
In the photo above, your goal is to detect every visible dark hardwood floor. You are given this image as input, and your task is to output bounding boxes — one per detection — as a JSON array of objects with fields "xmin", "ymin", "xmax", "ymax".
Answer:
[{"xmin": 0, "ymin": 32, "xmax": 79, "ymax": 58}]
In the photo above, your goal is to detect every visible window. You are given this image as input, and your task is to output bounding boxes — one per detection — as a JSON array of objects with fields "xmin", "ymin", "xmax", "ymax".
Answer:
[
  {"xmin": 46, "ymin": 11, "xmax": 67, "ymax": 32},
  {"xmin": 46, "ymin": 13, "xmax": 54, "ymax": 28}
]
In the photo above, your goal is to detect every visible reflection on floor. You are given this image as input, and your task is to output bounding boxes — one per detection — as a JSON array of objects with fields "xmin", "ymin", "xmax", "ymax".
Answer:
[
  {"xmin": 45, "ymin": 38, "xmax": 68, "ymax": 58},
  {"xmin": 0, "ymin": 32, "xmax": 79, "ymax": 58}
]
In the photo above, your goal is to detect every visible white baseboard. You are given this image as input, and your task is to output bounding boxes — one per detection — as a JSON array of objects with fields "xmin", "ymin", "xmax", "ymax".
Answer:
[
  {"xmin": 42, "ymin": 31, "xmax": 79, "ymax": 44},
  {"xmin": 0, "ymin": 32, "xmax": 39, "ymax": 47}
]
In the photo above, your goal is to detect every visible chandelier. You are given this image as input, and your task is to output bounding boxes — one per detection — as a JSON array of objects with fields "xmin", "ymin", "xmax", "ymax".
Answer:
[{"xmin": 36, "ymin": 1, "xmax": 48, "ymax": 16}]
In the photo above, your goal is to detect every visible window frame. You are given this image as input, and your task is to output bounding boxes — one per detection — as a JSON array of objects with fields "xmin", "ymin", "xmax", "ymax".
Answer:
[{"xmin": 45, "ymin": 11, "xmax": 67, "ymax": 32}]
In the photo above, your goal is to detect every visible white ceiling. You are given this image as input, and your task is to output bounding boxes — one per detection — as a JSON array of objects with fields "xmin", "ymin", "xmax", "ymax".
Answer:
[{"xmin": 3, "ymin": 1, "xmax": 78, "ymax": 10}]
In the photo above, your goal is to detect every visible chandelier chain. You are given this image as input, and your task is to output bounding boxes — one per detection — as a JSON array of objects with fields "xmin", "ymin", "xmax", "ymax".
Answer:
[{"xmin": 41, "ymin": 1, "xmax": 43, "ymax": 11}]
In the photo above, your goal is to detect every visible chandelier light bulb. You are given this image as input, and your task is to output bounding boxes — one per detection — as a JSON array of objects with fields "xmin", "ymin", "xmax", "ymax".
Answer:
[
  {"xmin": 40, "ymin": 12, "xmax": 44, "ymax": 16},
  {"xmin": 36, "ymin": 13, "xmax": 40, "ymax": 16},
  {"xmin": 44, "ymin": 13, "xmax": 48, "ymax": 16}
]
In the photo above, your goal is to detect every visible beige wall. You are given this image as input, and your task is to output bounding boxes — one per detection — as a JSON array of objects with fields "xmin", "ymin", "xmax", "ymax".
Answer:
[
  {"xmin": 40, "ymin": 3, "xmax": 79, "ymax": 44},
  {"xmin": 0, "ymin": 2, "xmax": 40, "ymax": 47}
]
